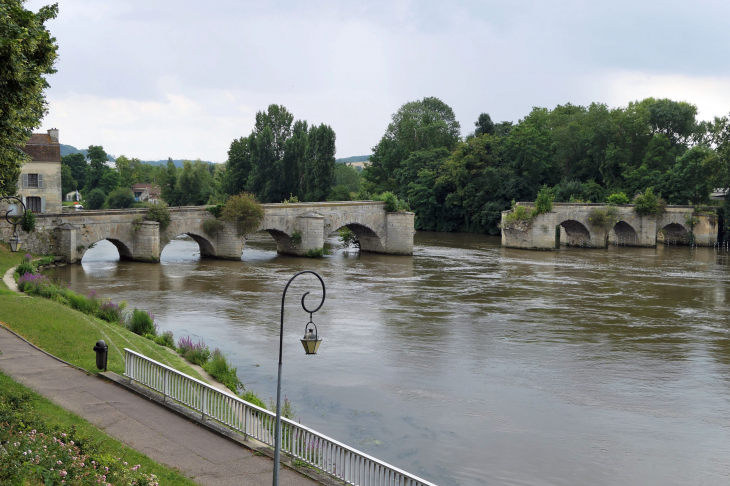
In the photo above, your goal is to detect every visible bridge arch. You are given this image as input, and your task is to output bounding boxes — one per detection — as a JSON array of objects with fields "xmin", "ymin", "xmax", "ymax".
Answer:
[
  {"xmin": 659, "ymin": 223, "xmax": 691, "ymax": 245},
  {"xmin": 557, "ymin": 219, "xmax": 591, "ymax": 247},
  {"xmin": 330, "ymin": 222, "xmax": 386, "ymax": 252},
  {"xmin": 611, "ymin": 221, "xmax": 639, "ymax": 246},
  {"xmin": 79, "ymin": 237, "xmax": 134, "ymax": 261},
  {"xmin": 161, "ymin": 232, "xmax": 217, "ymax": 258}
]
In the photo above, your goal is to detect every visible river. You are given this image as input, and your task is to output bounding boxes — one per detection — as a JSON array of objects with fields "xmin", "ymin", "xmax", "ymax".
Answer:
[{"xmin": 43, "ymin": 232, "xmax": 730, "ymax": 486}]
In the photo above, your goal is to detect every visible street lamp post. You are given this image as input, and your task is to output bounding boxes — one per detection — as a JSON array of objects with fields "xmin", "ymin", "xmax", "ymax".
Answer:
[
  {"xmin": 1, "ymin": 196, "xmax": 27, "ymax": 252},
  {"xmin": 273, "ymin": 270, "xmax": 325, "ymax": 486}
]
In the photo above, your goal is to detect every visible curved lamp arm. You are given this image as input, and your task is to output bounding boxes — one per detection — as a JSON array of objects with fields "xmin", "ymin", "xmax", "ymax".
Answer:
[
  {"xmin": 1, "ymin": 195, "xmax": 26, "ymax": 229},
  {"xmin": 279, "ymin": 270, "xmax": 325, "ymax": 365}
]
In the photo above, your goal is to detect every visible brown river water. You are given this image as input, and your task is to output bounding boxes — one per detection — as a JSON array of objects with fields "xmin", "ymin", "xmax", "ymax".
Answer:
[{"xmin": 44, "ymin": 232, "xmax": 730, "ymax": 486}]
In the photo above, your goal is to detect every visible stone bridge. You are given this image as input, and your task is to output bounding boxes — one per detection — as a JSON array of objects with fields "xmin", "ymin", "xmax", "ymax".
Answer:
[
  {"xmin": 501, "ymin": 203, "xmax": 719, "ymax": 250},
  {"xmin": 1, "ymin": 201, "xmax": 415, "ymax": 263}
]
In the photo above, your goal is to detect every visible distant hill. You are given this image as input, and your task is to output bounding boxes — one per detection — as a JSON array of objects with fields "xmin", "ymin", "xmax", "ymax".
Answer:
[
  {"xmin": 60, "ymin": 144, "xmax": 116, "ymax": 162},
  {"xmin": 336, "ymin": 155, "xmax": 370, "ymax": 164}
]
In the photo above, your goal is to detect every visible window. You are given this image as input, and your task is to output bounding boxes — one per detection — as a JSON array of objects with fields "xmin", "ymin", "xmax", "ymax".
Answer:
[
  {"xmin": 27, "ymin": 174, "xmax": 39, "ymax": 188},
  {"xmin": 22, "ymin": 173, "xmax": 43, "ymax": 189},
  {"xmin": 26, "ymin": 196, "xmax": 41, "ymax": 213}
]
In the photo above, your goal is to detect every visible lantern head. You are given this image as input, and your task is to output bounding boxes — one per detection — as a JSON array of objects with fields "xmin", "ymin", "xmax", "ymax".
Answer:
[
  {"xmin": 300, "ymin": 318, "xmax": 321, "ymax": 355},
  {"xmin": 9, "ymin": 231, "xmax": 21, "ymax": 252}
]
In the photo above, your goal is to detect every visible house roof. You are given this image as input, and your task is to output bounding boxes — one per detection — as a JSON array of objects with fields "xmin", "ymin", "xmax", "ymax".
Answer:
[
  {"xmin": 21, "ymin": 133, "xmax": 61, "ymax": 162},
  {"xmin": 131, "ymin": 183, "xmax": 162, "ymax": 196}
]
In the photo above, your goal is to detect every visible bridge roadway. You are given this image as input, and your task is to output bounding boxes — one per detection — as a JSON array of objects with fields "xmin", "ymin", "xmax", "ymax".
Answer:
[
  {"xmin": 1, "ymin": 201, "xmax": 415, "ymax": 263},
  {"xmin": 501, "ymin": 203, "xmax": 719, "ymax": 250}
]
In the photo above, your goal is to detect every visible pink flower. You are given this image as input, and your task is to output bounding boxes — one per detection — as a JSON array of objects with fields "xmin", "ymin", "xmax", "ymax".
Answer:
[{"xmin": 60, "ymin": 470, "xmax": 67, "ymax": 477}]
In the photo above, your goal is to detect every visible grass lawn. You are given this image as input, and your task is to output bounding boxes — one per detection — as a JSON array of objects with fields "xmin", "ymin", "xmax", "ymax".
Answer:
[
  {"xmin": 0, "ymin": 291, "xmax": 205, "ymax": 380},
  {"xmin": 0, "ymin": 370, "xmax": 199, "ymax": 485}
]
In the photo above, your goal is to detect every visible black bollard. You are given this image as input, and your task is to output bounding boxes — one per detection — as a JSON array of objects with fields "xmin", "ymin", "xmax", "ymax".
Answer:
[{"xmin": 93, "ymin": 340, "xmax": 108, "ymax": 371}]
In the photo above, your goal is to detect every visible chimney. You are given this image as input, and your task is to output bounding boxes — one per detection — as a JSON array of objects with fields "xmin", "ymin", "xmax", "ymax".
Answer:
[{"xmin": 48, "ymin": 128, "xmax": 59, "ymax": 143}]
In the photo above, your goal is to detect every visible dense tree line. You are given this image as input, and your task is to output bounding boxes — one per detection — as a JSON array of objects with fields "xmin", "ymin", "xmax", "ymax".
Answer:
[
  {"xmin": 362, "ymin": 97, "xmax": 730, "ymax": 235},
  {"xmin": 224, "ymin": 105, "xmax": 337, "ymax": 203}
]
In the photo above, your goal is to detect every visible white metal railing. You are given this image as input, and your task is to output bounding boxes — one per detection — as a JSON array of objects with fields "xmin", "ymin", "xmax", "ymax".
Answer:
[{"xmin": 124, "ymin": 348, "xmax": 437, "ymax": 486}]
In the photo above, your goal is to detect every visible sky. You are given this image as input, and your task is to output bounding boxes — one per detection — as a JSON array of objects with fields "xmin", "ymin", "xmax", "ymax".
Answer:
[{"xmin": 29, "ymin": 0, "xmax": 730, "ymax": 162}]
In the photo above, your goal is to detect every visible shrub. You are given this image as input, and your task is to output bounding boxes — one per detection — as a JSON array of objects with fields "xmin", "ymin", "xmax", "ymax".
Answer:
[
  {"xmin": 15, "ymin": 260, "xmax": 36, "ymax": 278},
  {"xmin": 306, "ymin": 247, "xmax": 325, "ymax": 258},
  {"xmin": 240, "ymin": 390, "xmax": 267, "ymax": 409},
  {"xmin": 21, "ymin": 210, "xmax": 36, "ymax": 232},
  {"xmin": 153, "ymin": 330, "xmax": 175, "ymax": 349},
  {"xmin": 98, "ymin": 300, "xmax": 125, "ymax": 323},
  {"xmin": 291, "ymin": 230, "xmax": 302, "ymax": 245},
  {"xmin": 87, "ymin": 188, "xmax": 106, "ymax": 210},
  {"xmin": 532, "ymin": 187, "xmax": 554, "ymax": 216},
  {"xmin": 588, "ymin": 205, "xmax": 619, "ymax": 228},
  {"xmin": 203, "ymin": 218, "xmax": 225, "ymax": 237},
  {"xmin": 221, "ymin": 192, "xmax": 265, "ymax": 237},
  {"xmin": 633, "ymin": 188, "xmax": 666, "ymax": 215},
  {"xmin": 606, "ymin": 192, "xmax": 630, "ymax": 205},
  {"xmin": 145, "ymin": 202, "xmax": 171, "ymax": 230},
  {"xmin": 177, "ymin": 335, "xmax": 211, "ymax": 365},
  {"xmin": 268, "ymin": 394, "xmax": 296, "ymax": 420},
  {"xmin": 283, "ymin": 194, "xmax": 299, "ymax": 204},
  {"xmin": 373, "ymin": 191, "xmax": 409, "ymax": 212},
  {"xmin": 339, "ymin": 227, "xmax": 359, "ymax": 248},
  {"xmin": 128, "ymin": 309, "xmax": 156, "ymax": 336},
  {"xmin": 105, "ymin": 187, "xmax": 135, "ymax": 209},
  {"xmin": 67, "ymin": 291, "xmax": 98, "ymax": 315},
  {"xmin": 502, "ymin": 204, "xmax": 532, "ymax": 225},
  {"xmin": 203, "ymin": 349, "xmax": 243, "ymax": 393},
  {"xmin": 207, "ymin": 204, "xmax": 224, "ymax": 218}
]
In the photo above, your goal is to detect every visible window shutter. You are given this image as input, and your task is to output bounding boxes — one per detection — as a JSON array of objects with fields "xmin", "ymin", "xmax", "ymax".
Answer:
[
  {"xmin": 38, "ymin": 173, "xmax": 44, "ymax": 189},
  {"xmin": 40, "ymin": 197, "xmax": 46, "ymax": 214},
  {"xmin": 22, "ymin": 174, "xmax": 28, "ymax": 188}
]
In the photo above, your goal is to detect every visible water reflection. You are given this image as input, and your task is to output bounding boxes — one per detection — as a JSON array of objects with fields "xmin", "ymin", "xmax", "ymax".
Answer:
[{"xmin": 43, "ymin": 232, "xmax": 730, "ymax": 486}]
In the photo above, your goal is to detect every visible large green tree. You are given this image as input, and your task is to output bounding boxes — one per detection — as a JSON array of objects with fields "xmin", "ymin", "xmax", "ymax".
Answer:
[
  {"xmin": 85, "ymin": 145, "xmax": 109, "ymax": 192},
  {"xmin": 0, "ymin": 0, "xmax": 58, "ymax": 195},
  {"xmin": 61, "ymin": 153, "xmax": 87, "ymax": 189},
  {"xmin": 365, "ymin": 97, "xmax": 461, "ymax": 194}
]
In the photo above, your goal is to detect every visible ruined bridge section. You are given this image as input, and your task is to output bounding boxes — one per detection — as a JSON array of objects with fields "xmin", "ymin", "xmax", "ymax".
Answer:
[
  {"xmin": 1, "ymin": 201, "xmax": 415, "ymax": 263},
  {"xmin": 501, "ymin": 203, "xmax": 718, "ymax": 250}
]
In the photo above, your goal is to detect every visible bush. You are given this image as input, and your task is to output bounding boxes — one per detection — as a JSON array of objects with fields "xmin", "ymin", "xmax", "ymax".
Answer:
[
  {"xmin": 207, "ymin": 204, "xmax": 224, "ymax": 218},
  {"xmin": 87, "ymin": 188, "xmax": 106, "ymax": 210},
  {"xmin": 221, "ymin": 192, "xmax": 265, "ymax": 237},
  {"xmin": 606, "ymin": 192, "xmax": 630, "ymax": 205},
  {"xmin": 203, "ymin": 349, "xmax": 243, "ymax": 393},
  {"xmin": 532, "ymin": 187, "xmax": 554, "ymax": 216},
  {"xmin": 283, "ymin": 194, "xmax": 299, "ymax": 204},
  {"xmin": 67, "ymin": 291, "xmax": 99, "ymax": 315},
  {"xmin": 145, "ymin": 202, "xmax": 171, "ymax": 230},
  {"xmin": 502, "ymin": 204, "xmax": 532, "ymax": 225},
  {"xmin": 128, "ymin": 309, "xmax": 156, "ymax": 336},
  {"xmin": 373, "ymin": 191, "xmax": 409, "ymax": 212},
  {"xmin": 240, "ymin": 390, "xmax": 267, "ymax": 409},
  {"xmin": 290, "ymin": 230, "xmax": 302, "ymax": 245},
  {"xmin": 177, "ymin": 335, "xmax": 211, "ymax": 365},
  {"xmin": 21, "ymin": 210, "xmax": 36, "ymax": 232},
  {"xmin": 268, "ymin": 395, "xmax": 296, "ymax": 420},
  {"xmin": 15, "ymin": 256, "xmax": 35, "ymax": 278},
  {"xmin": 98, "ymin": 300, "xmax": 125, "ymax": 323},
  {"xmin": 588, "ymin": 205, "xmax": 619, "ymax": 228},
  {"xmin": 203, "ymin": 218, "xmax": 225, "ymax": 237},
  {"xmin": 153, "ymin": 330, "xmax": 175, "ymax": 349},
  {"xmin": 105, "ymin": 187, "xmax": 135, "ymax": 209},
  {"xmin": 633, "ymin": 188, "xmax": 666, "ymax": 215}
]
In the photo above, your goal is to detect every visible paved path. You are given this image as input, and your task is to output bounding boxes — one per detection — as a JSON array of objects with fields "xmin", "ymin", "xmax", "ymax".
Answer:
[{"xmin": 0, "ymin": 326, "xmax": 318, "ymax": 486}]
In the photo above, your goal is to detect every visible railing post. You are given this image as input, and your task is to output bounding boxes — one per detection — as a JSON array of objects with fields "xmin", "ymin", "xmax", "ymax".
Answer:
[
  {"xmin": 201, "ymin": 386, "xmax": 207, "ymax": 421},
  {"xmin": 163, "ymin": 368, "xmax": 169, "ymax": 402}
]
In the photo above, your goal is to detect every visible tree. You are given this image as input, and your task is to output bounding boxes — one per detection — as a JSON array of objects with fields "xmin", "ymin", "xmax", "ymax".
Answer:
[
  {"xmin": 177, "ymin": 160, "xmax": 213, "ymax": 205},
  {"xmin": 161, "ymin": 159, "xmax": 180, "ymax": 205},
  {"xmin": 303, "ymin": 124, "xmax": 336, "ymax": 202},
  {"xmin": 99, "ymin": 170, "xmax": 119, "ymax": 194},
  {"xmin": 62, "ymin": 153, "xmax": 87, "ymax": 189},
  {"xmin": 115, "ymin": 155, "xmax": 135, "ymax": 188},
  {"xmin": 474, "ymin": 113, "xmax": 494, "ymax": 136},
  {"xmin": 87, "ymin": 188, "xmax": 106, "ymax": 210},
  {"xmin": 0, "ymin": 0, "xmax": 58, "ymax": 195},
  {"xmin": 60, "ymin": 164, "xmax": 76, "ymax": 195},
  {"xmin": 105, "ymin": 187, "xmax": 134, "ymax": 209},
  {"xmin": 366, "ymin": 97, "xmax": 461, "ymax": 193},
  {"xmin": 334, "ymin": 164, "xmax": 361, "ymax": 193},
  {"xmin": 86, "ymin": 145, "xmax": 109, "ymax": 192}
]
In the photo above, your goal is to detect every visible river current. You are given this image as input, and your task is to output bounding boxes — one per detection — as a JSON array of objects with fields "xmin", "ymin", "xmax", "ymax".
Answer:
[{"xmin": 44, "ymin": 232, "xmax": 730, "ymax": 486}]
